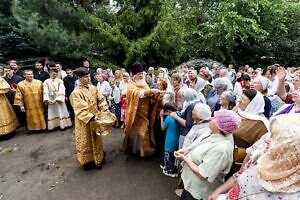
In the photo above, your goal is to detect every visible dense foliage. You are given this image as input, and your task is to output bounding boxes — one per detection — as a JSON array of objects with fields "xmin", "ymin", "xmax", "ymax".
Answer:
[{"xmin": 0, "ymin": 0, "xmax": 299, "ymax": 69}]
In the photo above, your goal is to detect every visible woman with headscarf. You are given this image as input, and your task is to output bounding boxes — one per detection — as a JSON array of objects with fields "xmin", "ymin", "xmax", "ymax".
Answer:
[
  {"xmin": 209, "ymin": 115, "xmax": 300, "ymax": 200},
  {"xmin": 182, "ymin": 103, "xmax": 212, "ymax": 148},
  {"xmin": 233, "ymin": 89, "xmax": 269, "ymax": 149},
  {"xmin": 207, "ymin": 77, "xmax": 228, "ymax": 112},
  {"xmin": 250, "ymin": 76, "xmax": 272, "ymax": 118},
  {"xmin": 170, "ymin": 88, "xmax": 200, "ymax": 149}
]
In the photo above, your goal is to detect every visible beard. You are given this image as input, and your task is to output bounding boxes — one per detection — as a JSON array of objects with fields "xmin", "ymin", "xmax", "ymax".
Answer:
[{"xmin": 135, "ymin": 77, "xmax": 147, "ymax": 86}]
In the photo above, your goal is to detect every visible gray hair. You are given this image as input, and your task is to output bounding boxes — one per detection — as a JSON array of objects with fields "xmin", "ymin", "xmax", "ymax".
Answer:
[
  {"xmin": 214, "ymin": 77, "xmax": 228, "ymax": 89},
  {"xmin": 181, "ymin": 88, "xmax": 200, "ymax": 112},
  {"xmin": 221, "ymin": 91, "xmax": 236, "ymax": 101}
]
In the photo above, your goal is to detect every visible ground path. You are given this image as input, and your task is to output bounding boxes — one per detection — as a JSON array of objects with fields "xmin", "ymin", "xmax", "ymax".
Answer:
[{"xmin": 0, "ymin": 127, "xmax": 178, "ymax": 200}]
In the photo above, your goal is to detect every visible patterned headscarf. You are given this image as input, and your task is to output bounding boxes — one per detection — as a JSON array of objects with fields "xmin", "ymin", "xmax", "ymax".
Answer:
[{"xmin": 257, "ymin": 115, "xmax": 300, "ymax": 193}]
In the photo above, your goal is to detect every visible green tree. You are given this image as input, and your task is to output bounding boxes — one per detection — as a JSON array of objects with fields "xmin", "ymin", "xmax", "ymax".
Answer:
[
  {"xmin": 11, "ymin": 0, "xmax": 185, "ymax": 68},
  {"xmin": 5, "ymin": 0, "xmax": 300, "ymax": 69},
  {"xmin": 0, "ymin": 0, "xmax": 40, "ymax": 65},
  {"xmin": 175, "ymin": 0, "xmax": 298, "ymax": 66}
]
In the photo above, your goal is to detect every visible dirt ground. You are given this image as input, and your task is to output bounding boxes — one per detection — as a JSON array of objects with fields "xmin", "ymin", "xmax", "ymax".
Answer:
[{"xmin": 0, "ymin": 127, "xmax": 178, "ymax": 200}]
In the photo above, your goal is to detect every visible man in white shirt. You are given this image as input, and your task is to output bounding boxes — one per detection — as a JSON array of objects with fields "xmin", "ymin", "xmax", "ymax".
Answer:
[{"xmin": 263, "ymin": 65, "xmax": 279, "ymax": 96}]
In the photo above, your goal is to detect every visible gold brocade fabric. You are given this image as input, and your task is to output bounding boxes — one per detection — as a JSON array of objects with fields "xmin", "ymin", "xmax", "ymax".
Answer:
[
  {"xmin": 0, "ymin": 77, "xmax": 19, "ymax": 135},
  {"xmin": 123, "ymin": 80, "xmax": 155, "ymax": 152},
  {"xmin": 70, "ymin": 84, "xmax": 109, "ymax": 166},
  {"xmin": 14, "ymin": 79, "xmax": 46, "ymax": 131}
]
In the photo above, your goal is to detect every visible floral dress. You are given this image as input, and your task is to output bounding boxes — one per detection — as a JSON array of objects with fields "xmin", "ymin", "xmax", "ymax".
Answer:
[
  {"xmin": 109, "ymin": 87, "xmax": 121, "ymax": 118},
  {"xmin": 227, "ymin": 161, "xmax": 300, "ymax": 200}
]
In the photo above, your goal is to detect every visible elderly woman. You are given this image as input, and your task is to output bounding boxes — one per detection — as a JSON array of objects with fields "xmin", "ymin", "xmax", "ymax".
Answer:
[
  {"xmin": 220, "ymin": 91, "xmax": 236, "ymax": 110},
  {"xmin": 207, "ymin": 77, "xmax": 228, "ymax": 112},
  {"xmin": 175, "ymin": 110, "xmax": 241, "ymax": 200},
  {"xmin": 170, "ymin": 88, "xmax": 200, "ymax": 149},
  {"xmin": 250, "ymin": 76, "xmax": 272, "ymax": 118},
  {"xmin": 209, "ymin": 115, "xmax": 300, "ymax": 200},
  {"xmin": 233, "ymin": 89, "xmax": 269, "ymax": 149},
  {"xmin": 182, "ymin": 103, "xmax": 212, "ymax": 148}
]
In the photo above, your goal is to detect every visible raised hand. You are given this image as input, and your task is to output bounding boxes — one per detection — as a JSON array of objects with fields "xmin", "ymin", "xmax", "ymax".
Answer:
[{"xmin": 277, "ymin": 67, "xmax": 286, "ymax": 80}]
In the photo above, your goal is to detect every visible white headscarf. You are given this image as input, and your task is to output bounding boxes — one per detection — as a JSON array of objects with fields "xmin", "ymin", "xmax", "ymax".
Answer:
[
  {"xmin": 238, "ymin": 91, "xmax": 270, "ymax": 131},
  {"xmin": 257, "ymin": 76, "xmax": 270, "ymax": 91},
  {"xmin": 244, "ymin": 91, "xmax": 265, "ymax": 114},
  {"xmin": 181, "ymin": 88, "xmax": 200, "ymax": 113}
]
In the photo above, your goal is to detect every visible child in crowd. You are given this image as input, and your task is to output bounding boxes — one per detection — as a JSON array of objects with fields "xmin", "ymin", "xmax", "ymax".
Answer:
[
  {"xmin": 119, "ymin": 72, "xmax": 129, "ymax": 129},
  {"xmin": 108, "ymin": 78, "xmax": 121, "ymax": 127},
  {"xmin": 160, "ymin": 102, "xmax": 181, "ymax": 177},
  {"xmin": 120, "ymin": 95, "xmax": 126, "ymax": 129}
]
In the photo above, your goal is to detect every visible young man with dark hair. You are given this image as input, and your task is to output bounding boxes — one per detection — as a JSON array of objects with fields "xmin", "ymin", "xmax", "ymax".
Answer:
[
  {"xmin": 83, "ymin": 59, "xmax": 97, "ymax": 85},
  {"xmin": 70, "ymin": 67, "xmax": 109, "ymax": 170},
  {"xmin": 33, "ymin": 61, "xmax": 50, "ymax": 82},
  {"xmin": 3, "ymin": 65, "xmax": 25, "ymax": 125},
  {"xmin": 63, "ymin": 68, "xmax": 77, "ymax": 121},
  {"xmin": 9, "ymin": 60, "xmax": 24, "ymax": 78},
  {"xmin": 43, "ymin": 67, "xmax": 72, "ymax": 130}
]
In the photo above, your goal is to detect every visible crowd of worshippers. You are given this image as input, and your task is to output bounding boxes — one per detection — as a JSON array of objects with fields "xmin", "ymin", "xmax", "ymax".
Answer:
[{"xmin": 0, "ymin": 59, "xmax": 299, "ymax": 199}]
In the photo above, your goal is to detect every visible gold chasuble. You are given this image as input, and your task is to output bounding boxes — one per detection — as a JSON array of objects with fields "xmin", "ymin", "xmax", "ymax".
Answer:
[
  {"xmin": 124, "ymin": 80, "xmax": 156, "ymax": 157},
  {"xmin": 0, "ymin": 77, "xmax": 19, "ymax": 135},
  {"xmin": 70, "ymin": 84, "xmax": 109, "ymax": 166},
  {"xmin": 14, "ymin": 79, "xmax": 46, "ymax": 131}
]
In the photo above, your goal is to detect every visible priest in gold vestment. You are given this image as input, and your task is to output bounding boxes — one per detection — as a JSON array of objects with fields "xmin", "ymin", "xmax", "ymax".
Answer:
[
  {"xmin": 14, "ymin": 69, "xmax": 46, "ymax": 131},
  {"xmin": 0, "ymin": 77, "xmax": 19, "ymax": 140},
  {"xmin": 124, "ymin": 64, "xmax": 161, "ymax": 157},
  {"xmin": 70, "ymin": 68, "xmax": 109, "ymax": 170}
]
